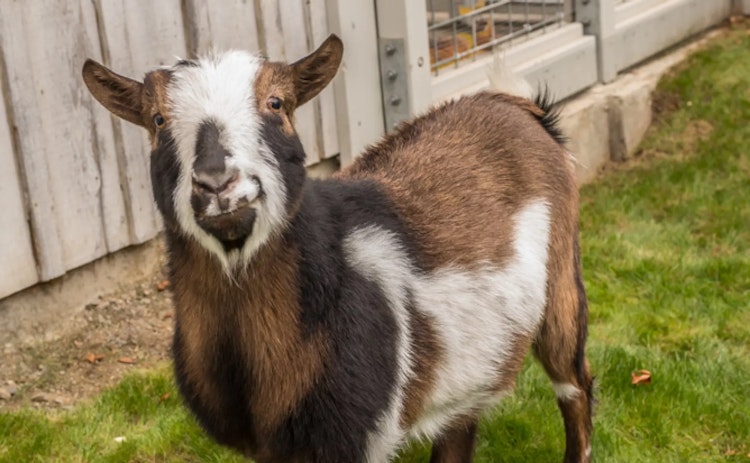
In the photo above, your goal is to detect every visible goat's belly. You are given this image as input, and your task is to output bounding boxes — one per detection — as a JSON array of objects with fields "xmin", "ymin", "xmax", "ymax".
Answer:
[
  {"xmin": 346, "ymin": 200, "xmax": 552, "ymax": 458},
  {"xmin": 406, "ymin": 264, "xmax": 547, "ymax": 439}
]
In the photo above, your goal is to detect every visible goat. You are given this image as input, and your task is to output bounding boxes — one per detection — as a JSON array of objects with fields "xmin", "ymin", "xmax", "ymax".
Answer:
[{"xmin": 82, "ymin": 34, "xmax": 593, "ymax": 463}]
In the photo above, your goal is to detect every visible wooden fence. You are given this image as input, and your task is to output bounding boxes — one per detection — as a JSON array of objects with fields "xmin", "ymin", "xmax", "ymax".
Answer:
[
  {"xmin": 0, "ymin": 0, "xmax": 338, "ymax": 298},
  {"xmin": 0, "ymin": 0, "xmax": 738, "ymax": 300}
]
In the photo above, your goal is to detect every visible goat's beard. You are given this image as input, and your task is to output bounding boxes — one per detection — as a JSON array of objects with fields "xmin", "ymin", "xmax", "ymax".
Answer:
[{"xmin": 195, "ymin": 208, "xmax": 257, "ymax": 251}]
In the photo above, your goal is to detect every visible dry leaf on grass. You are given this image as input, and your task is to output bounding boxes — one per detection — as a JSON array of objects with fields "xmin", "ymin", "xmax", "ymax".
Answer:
[
  {"xmin": 159, "ymin": 392, "xmax": 171, "ymax": 402},
  {"xmin": 117, "ymin": 357, "xmax": 135, "ymax": 365},
  {"xmin": 631, "ymin": 369, "xmax": 652, "ymax": 385},
  {"xmin": 85, "ymin": 353, "xmax": 104, "ymax": 364}
]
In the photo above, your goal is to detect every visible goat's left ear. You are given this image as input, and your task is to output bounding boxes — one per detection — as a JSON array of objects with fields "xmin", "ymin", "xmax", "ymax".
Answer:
[
  {"xmin": 82, "ymin": 59, "xmax": 145, "ymax": 127},
  {"xmin": 290, "ymin": 34, "xmax": 343, "ymax": 107}
]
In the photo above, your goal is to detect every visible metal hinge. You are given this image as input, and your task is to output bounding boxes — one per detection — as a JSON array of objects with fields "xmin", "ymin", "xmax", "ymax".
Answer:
[{"xmin": 378, "ymin": 38, "xmax": 411, "ymax": 132}]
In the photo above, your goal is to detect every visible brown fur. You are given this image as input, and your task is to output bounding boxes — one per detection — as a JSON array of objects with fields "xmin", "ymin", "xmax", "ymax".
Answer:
[
  {"xmin": 340, "ymin": 92, "xmax": 566, "ymax": 270},
  {"xmin": 253, "ymin": 62, "xmax": 298, "ymax": 135},
  {"xmin": 399, "ymin": 309, "xmax": 443, "ymax": 428},
  {"xmin": 341, "ymin": 92, "xmax": 592, "ymax": 461},
  {"xmin": 253, "ymin": 34, "xmax": 343, "ymax": 136},
  {"xmin": 141, "ymin": 70, "xmax": 174, "ymax": 145},
  {"xmin": 81, "ymin": 60, "xmax": 173, "ymax": 146},
  {"xmin": 429, "ymin": 416, "xmax": 479, "ymax": 463},
  {"xmin": 171, "ymin": 238, "xmax": 329, "ymax": 440}
]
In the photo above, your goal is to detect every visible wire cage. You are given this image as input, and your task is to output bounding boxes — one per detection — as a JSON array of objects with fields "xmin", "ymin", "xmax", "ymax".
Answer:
[{"xmin": 427, "ymin": 0, "xmax": 573, "ymax": 75}]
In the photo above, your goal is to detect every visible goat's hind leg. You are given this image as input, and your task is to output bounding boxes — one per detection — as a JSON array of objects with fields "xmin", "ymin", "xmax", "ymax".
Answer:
[
  {"xmin": 535, "ymin": 239, "xmax": 594, "ymax": 463},
  {"xmin": 429, "ymin": 417, "xmax": 479, "ymax": 463}
]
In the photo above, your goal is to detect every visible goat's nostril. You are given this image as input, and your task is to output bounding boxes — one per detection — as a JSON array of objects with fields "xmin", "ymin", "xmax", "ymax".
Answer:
[{"xmin": 192, "ymin": 170, "xmax": 239, "ymax": 195}]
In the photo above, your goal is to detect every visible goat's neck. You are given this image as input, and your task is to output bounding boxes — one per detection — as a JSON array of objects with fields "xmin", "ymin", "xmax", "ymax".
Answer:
[{"xmin": 165, "ymin": 223, "xmax": 330, "ymax": 434}]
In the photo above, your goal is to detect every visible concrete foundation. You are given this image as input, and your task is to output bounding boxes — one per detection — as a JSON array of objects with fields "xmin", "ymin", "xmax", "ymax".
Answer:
[{"xmin": 561, "ymin": 28, "xmax": 722, "ymax": 184}]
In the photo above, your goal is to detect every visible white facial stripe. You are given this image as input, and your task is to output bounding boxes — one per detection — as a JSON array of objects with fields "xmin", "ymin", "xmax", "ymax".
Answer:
[
  {"xmin": 166, "ymin": 51, "xmax": 288, "ymax": 270},
  {"xmin": 344, "ymin": 200, "xmax": 552, "ymax": 448}
]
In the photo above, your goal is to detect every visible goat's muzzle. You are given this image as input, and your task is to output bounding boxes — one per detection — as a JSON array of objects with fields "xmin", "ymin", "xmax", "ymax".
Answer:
[{"xmin": 191, "ymin": 173, "xmax": 261, "ymax": 249}]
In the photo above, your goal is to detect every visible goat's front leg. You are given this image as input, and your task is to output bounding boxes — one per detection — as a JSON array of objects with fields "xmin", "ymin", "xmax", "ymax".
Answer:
[{"xmin": 429, "ymin": 417, "xmax": 479, "ymax": 463}]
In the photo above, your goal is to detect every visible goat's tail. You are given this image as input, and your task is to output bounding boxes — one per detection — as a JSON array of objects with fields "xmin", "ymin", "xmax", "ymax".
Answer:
[{"xmin": 487, "ymin": 55, "xmax": 566, "ymax": 145}]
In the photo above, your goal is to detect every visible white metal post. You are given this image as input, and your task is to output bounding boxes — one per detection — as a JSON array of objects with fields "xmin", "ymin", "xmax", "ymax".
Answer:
[
  {"xmin": 325, "ymin": 0, "xmax": 385, "ymax": 165},
  {"xmin": 375, "ymin": 0, "xmax": 432, "ymax": 129},
  {"xmin": 575, "ymin": 0, "xmax": 617, "ymax": 82}
]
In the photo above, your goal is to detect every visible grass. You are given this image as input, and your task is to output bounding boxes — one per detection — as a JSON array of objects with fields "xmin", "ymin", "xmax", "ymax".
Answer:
[{"xmin": 2, "ymin": 23, "xmax": 750, "ymax": 463}]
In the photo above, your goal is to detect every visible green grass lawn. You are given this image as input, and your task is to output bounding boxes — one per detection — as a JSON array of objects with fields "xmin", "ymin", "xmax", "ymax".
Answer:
[{"xmin": 2, "ymin": 23, "xmax": 749, "ymax": 463}]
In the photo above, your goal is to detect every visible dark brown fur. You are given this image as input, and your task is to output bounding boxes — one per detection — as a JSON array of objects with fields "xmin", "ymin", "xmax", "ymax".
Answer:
[
  {"xmin": 170, "ymin": 237, "xmax": 329, "ymax": 448},
  {"xmin": 341, "ymin": 92, "xmax": 592, "ymax": 462},
  {"xmin": 399, "ymin": 307, "xmax": 444, "ymax": 428},
  {"xmin": 429, "ymin": 417, "xmax": 480, "ymax": 463}
]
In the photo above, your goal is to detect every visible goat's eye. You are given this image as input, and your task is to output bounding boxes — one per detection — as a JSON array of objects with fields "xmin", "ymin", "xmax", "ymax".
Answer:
[
  {"xmin": 154, "ymin": 114, "xmax": 166, "ymax": 128},
  {"xmin": 267, "ymin": 96, "xmax": 282, "ymax": 111}
]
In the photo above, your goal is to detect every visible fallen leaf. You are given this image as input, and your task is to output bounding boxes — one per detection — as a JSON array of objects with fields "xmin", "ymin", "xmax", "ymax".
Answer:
[
  {"xmin": 118, "ymin": 357, "xmax": 135, "ymax": 365},
  {"xmin": 159, "ymin": 392, "xmax": 171, "ymax": 402},
  {"xmin": 631, "ymin": 369, "xmax": 652, "ymax": 385},
  {"xmin": 725, "ymin": 449, "xmax": 738, "ymax": 456},
  {"xmin": 156, "ymin": 280, "xmax": 170, "ymax": 291},
  {"xmin": 86, "ymin": 353, "xmax": 105, "ymax": 364}
]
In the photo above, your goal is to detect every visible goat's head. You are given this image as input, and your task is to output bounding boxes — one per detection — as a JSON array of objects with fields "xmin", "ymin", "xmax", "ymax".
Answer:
[{"xmin": 82, "ymin": 35, "xmax": 343, "ymax": 269}]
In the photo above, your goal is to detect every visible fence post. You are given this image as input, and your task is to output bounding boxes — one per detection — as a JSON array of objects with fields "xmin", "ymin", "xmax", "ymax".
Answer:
[
  {"xmin": 325, "ymin": 0, "xmax": 385, "ymax": 165},
  {"xmin": 375, "ymin": 0, "xmax": 432, "ymax": 130},
  {"xmin": 575, "ymin": 0, "xmax": 617, "ymax": 82}
]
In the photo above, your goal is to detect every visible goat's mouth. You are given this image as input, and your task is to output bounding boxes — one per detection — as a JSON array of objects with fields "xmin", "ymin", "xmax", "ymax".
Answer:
[{"xmin": 195, "ymin": 207, "xmax": 256, "ymax": 251}]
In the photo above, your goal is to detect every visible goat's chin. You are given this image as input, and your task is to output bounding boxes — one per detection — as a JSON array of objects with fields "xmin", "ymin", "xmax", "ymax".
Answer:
[{"xmin": 195, "ymin": 208, "xmax": 257, "ymax": 251}]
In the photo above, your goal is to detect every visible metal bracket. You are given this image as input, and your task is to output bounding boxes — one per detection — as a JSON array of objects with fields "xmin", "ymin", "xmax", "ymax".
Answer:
[{"xmin": 378, "ymin": 38, "xmax": 411, "ymax": 132}]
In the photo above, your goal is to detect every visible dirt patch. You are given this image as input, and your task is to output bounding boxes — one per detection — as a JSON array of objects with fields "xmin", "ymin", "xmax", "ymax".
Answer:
[{"xmin": 0, "ymin": 271, "xmax": 175, "ymax": 411}]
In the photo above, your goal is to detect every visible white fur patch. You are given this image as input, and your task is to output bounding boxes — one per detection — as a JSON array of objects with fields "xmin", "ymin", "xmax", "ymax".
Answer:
[
  {"xmin": 343, "ymin": 200, "xmax": 552, "ymax": 455},
  {"xmin": 167, "ymin": 51, "xmax": 288, "ymax": 271},
  {"xmin": 552, "ymin": 382, "xmax": 581, "ymax": 401},
  {"xmin": 344, "ymin": 226, "xmax": 414, "ymax": 462}
]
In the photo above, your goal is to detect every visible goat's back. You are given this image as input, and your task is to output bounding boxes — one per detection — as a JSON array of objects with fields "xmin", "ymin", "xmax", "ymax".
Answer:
[{"xmin": 340, "ymin": 91, "xmax": 578, "ymax": 270}]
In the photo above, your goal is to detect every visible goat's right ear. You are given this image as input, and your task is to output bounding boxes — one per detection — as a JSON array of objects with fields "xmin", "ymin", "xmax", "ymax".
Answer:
[{"xmin": 82, "ymin": 59, "xmax": 145, "ymax": 127}]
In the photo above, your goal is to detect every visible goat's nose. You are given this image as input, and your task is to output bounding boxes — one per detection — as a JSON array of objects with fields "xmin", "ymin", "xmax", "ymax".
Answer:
[{"xmin": 192, "ymin": 169, "xmax": 239, "ymax": 195}]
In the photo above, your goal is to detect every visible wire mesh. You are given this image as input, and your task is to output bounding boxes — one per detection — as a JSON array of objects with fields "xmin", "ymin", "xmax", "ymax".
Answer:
[{"xmin": 427, "ymin": 0, "xmax": 569, "ymax": 75}]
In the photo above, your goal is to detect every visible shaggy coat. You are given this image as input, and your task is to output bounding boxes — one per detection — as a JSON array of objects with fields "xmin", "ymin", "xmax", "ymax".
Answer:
[{"xmin": 82, "ymin": 34, "xmax": 593, "ymax": 463}]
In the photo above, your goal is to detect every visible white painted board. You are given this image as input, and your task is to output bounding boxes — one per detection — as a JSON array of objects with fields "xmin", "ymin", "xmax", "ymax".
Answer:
[
  {"xmin": 0, "ymin": 74, "xmax": 39, "ymax": 298},
  {"xmin": 183, "ymin": 0, "xmax": 260, "ymax": 55},
  {"xmin": 308, "ymin": 0, "xmax": 340, "ymax": 159},
  {"xmin": 0, "ymin": 0, "xmax": 127, "ymax": 279},
  {"xmin": 96, "ymin": 0, "xmax": 187, "ymax": 244}
]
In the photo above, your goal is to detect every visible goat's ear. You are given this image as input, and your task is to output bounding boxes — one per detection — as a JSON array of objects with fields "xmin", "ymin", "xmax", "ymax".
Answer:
[
  {"xmin": 290, "ymin": 34, "xmax": 343, "ymax": 107},
  {"xmin": 82, "ymin": 59, "xmax": 145, "ymax": 127}
]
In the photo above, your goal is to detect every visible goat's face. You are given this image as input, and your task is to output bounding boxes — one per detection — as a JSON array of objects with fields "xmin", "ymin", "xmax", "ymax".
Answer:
[{"xmin": 82, "ymin": 36, "xmax": 343, "ymax": 269}]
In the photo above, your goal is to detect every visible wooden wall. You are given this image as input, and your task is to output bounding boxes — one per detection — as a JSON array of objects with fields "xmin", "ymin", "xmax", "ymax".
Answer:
[{"xmin": 0, "ymin": 0, "xmax": 339, "ymax": 298}]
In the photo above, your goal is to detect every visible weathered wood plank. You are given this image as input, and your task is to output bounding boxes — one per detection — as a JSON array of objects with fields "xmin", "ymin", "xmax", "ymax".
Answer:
[
  {"xmin": 259, "ymin": 0, "xmax": 321, "ymax": 165},
  {"xmin": 308, "ymin": 0, "xmax": 340, "ymax": 159},
  {"xmin": 0, "ymin": 0, "xmax": 126, "ymax": 279},
  {"xmin": 183, "ymin": 0, "xmax": 260, "ymax": 56},
  {"xmin": 282, "ymin": 0, "xmax": 320, "ymax": 165},
  {"xmin": 95, "ymin": 0, "xmax": 187, "ymax": 244},
  {"xmin": 0, "ymin": 72, "xmax": 39, "ymax": 298},
  {"xmin": 325, "ymin": 0, "xmax": 385, "ymax": 165}
]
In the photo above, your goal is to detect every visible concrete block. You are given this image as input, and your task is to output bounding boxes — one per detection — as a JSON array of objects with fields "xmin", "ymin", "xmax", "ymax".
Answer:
[
  {"xmin": 607, "ymin": 75, "xmax": 655, "ymax": 162},
  {"xmin": 559, "ymin": 89, "xmax": 611, "ymax": 185}
]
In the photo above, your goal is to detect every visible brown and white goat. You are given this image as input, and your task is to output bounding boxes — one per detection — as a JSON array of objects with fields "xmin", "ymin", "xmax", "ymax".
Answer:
[{"xmin": 82, "ymin": 34, "xmax": 593, "ymax": 463}]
